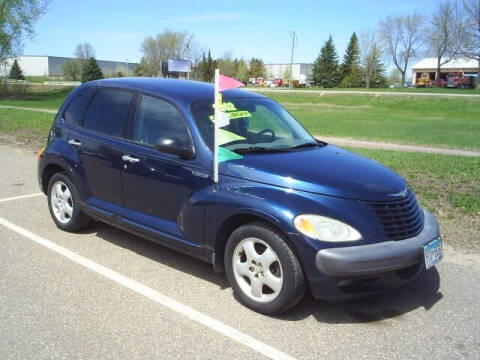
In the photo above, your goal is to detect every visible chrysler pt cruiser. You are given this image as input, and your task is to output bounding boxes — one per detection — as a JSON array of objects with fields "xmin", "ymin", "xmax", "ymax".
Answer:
[{"xmin": 37, "ymin": 78, "xmax": 443, "ymax": 314}]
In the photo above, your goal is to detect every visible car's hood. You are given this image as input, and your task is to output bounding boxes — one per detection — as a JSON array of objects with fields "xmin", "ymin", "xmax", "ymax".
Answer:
[{"xmin": 220, "ymin": 145, "xmax": 407, "ymax": 201}]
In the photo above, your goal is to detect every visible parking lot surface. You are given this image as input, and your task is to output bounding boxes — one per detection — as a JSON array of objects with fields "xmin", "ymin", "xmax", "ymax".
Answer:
[{"xmin": 1, "ymin": 144, "xmax": 479, "ymax": 359}]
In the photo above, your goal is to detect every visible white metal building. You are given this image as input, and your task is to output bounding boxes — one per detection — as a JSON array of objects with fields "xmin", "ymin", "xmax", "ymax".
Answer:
[
  {"xmin": 264, "ymin": 63, "xmax": 313, "ymax": 82},
  {"xmin": 1, "ymin": 55, "xmax": 138, "ymax": 78},
  {"xmin": 411, "ymin": 57, "xmax": 479, "ymax": 85}
]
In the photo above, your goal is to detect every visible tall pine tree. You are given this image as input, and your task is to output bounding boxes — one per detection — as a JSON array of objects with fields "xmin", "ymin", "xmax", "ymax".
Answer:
[
  {"xmin": 205, "ymin": 50, "xmax": 215, "ymax": 82},
  {"xmin": 366, "ymin": 45, "xmax": 387, "ymax": 88},
  {"xmin": 8, "ymin": 59, "xmax": 25, "ymax": 80},
  {"xmin": 81, "ymin": 57, "xmax": 104, "ymax": 83},
  {"xmin": 312, "ymin": 35, "xmax": 339, "ymax": 87},
  {"xmin": 340, "ymin": 33, "xmax": 363, "ymax": 87}
]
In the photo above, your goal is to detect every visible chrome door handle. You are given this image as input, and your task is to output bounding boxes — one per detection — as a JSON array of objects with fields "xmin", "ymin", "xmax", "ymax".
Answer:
[
  {"xmin": 68, "ymin": 139, "xmax": 82, "ymax": 146},
  {"xmin": 122, "ymin": 155, "xmax": 140, "ymax": 163}
]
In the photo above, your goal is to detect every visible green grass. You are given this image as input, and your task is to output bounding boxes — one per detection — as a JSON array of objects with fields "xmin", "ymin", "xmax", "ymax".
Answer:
[
  {"xmin": 254, "ymin": 86, "xmax": 480, "ymax": 94},
  {"xmin": 1, "ymin": 87, "xmax": 479, "ymax": 150},
  {"xmin": 0, "ymin": 109, "xmax": 55, "ymax": 136},
  {"xmin": 261, "ymin": 92, "xmax": 480, "ymax": 150},
  {"xmin": 24, "ymin": 76, "xmax": 54, "ymax": 83},
  {"xmin": 0, "ymin": 87, "xmax": 73, "ymax": 110},
  {"xmin": 348, "ymin": 148, "xmax": 480, "ymax": 215}
]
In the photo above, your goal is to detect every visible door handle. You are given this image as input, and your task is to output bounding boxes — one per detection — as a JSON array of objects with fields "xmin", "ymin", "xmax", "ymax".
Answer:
[
  {"xmin": 68, "ymin": 139, "xmax": 82, "ymax": 146},
  {"xmin": 122, "ymin": 155, "xmax": 140, "ymax": 163}
]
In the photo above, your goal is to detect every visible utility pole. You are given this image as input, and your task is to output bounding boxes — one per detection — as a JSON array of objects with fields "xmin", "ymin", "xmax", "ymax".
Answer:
[
  {"xmin": 289, "ymin": 31, "xmax": 296, "ymax": 91},
  {"xmin": 186, "ymin": 43, "xmax": 190, "ymax": 80},
  {"xmin": 125, "ymin": 58, "xmax": 129, "ymax": 77}
]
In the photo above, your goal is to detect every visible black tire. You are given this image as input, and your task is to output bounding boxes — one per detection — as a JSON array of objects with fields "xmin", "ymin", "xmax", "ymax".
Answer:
[
  {"xmin": 224, "ymin": 223, "xmax": 306, "ymax": 314},
  {"xmin": 47, "ymin": 172, "xmax": 91, "ymax": 232}
]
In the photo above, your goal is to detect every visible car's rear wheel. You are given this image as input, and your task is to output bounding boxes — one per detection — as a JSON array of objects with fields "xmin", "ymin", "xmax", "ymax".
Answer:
[
  {"xmin": 47, "ymin": 172, "xmax": 91, "ymax": 232},
  {"xmin": 225, "ymin": 223, "xmax": 306, "ymax": 314}
]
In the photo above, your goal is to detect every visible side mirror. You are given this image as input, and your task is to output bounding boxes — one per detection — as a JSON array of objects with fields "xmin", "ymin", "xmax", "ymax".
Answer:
[{"xmin": 155, "ymin": 136, "xmax": 195, "ymax": 159}]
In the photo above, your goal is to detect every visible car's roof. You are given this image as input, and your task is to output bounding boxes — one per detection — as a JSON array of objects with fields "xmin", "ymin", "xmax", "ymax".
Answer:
[{"xmin": 86, "ymin": 77, "xmax": 265, "ymax": 104}]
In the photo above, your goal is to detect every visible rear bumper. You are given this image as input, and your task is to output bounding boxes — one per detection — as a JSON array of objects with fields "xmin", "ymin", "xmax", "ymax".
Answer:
[{"xmin": 310, "ymin": 209, "xmax": 440, "ymax": 300}]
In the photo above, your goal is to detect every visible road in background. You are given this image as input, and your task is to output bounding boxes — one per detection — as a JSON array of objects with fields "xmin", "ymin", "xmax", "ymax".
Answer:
[
  {"xmin": 248, "ymin": 88, "xmax": 480, "ymax": 98},
  {"xmin": 1, "ymin": 144, "xmax": 479, "ymax": 359}
]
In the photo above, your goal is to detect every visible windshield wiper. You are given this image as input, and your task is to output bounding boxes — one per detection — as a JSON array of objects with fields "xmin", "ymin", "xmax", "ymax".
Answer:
[
  {"xmin": 232, "ymin": 146, "xmax": 290, "ymax": 154},
  {"xmin": 287, "ymin": 142, "xmax": 320, "ymax": 150}
]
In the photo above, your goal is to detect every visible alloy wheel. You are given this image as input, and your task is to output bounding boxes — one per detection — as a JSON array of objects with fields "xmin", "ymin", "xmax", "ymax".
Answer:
[
  {"xmin": 50, "ymin": 180, "xmax": 73, "ymax": 224},
  {"xmin": 232, "ymin": 237, "xmax": 283, "ymax": 302}
]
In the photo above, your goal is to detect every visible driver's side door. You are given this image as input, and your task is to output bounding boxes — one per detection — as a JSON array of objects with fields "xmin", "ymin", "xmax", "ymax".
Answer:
[{"xmin": 120, "ymin": 94, "xmax": 209, "ymax": 253}]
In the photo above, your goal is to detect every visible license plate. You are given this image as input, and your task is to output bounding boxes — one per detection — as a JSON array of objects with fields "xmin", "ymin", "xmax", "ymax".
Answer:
[{"xmin": 423, "ymin": 236, "xmax": 443, "ymax": 269}]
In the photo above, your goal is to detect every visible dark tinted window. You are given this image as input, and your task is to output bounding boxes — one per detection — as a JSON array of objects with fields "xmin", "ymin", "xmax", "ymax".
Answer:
[
  {"xmin": 63, "ymin": 88, "xmax": 92, "ymax": 126},
  {"xmin": 134, "ymin": 95, "xmax": 190, "ymax": 147},
  {"xmin": 83, "ymin": 89, "xmax": 133, "ymax": 137}
]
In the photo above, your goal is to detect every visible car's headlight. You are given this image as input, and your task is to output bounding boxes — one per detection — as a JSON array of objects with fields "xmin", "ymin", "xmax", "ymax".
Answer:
[{"xmin": 293, "ymin": 214, "xmax": 362, "ymax": 242}]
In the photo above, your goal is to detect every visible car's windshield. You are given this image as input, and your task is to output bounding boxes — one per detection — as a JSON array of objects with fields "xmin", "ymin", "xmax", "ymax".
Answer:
[{"xmin": 189, "ymin": 97, "xmax": 317, "ymax": 153}]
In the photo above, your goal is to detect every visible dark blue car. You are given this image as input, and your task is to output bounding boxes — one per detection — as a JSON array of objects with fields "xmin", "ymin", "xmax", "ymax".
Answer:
[{"xmin": 38, "ymin": 78, "xmax": 443, "ymax": 314}]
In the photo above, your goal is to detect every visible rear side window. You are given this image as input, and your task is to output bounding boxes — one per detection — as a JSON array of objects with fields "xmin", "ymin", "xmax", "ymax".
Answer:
[
  {"xmin": 133, "ymin": 95, "xmax": 190, "ymax": 147},
  {"xmin": 83, "ymin": 88, "xmax": 134, "ymax": 137},
  {"xmin": 63, "ymin": 88, "xmax": 92, "ymax": 126}
]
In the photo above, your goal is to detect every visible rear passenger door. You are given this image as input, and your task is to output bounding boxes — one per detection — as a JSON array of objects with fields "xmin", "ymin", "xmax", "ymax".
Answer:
[
  {"xmin": 67, "ymin": 87, "xmax": 136, "ymax": 218},
  {"xmin": 120, "ymin": 94, "xmax": 209, "ymax": 253}
]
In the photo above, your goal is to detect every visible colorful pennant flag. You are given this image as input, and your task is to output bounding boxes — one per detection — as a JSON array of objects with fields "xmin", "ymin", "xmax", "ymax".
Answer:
[{"xmin": 213, "ymin": 71, "xmax": 245, "ymax": 183}]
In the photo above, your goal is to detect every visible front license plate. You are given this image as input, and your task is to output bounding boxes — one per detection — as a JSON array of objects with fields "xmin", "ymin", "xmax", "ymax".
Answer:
[{"xmin": 423, "ymin": 236, "xmax": 443, "ymax": 269}]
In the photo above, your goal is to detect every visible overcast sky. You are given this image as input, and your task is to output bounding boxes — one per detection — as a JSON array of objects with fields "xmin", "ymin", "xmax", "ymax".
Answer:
[{"xmin": 23, "ymin": 0, "xmax": 440, "ymax": 64}]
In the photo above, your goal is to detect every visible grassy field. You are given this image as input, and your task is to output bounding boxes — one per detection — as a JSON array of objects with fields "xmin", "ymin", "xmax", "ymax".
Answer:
[
  {"xmin": 252, "ymin": 86, "xmax": 480, "ymax": 94},
  {"xmin": 261, "ymin": 92, "xmax": 480, "ymax": 150},
  {"xmin": 24, "ymin": 76, "xmax": 55, "ymax": 83},
  {"xmin": 1, "ymin": 88, "xmax": 479, "ymax": 149},
  {"xmin": 0, "ymin": 87, "xmax": 73, "ymax": 109},
  {"xmin": 0, "ymin": 108, "xmax": 55, "ymax": 137},
  {"xmin": 350, "ymin": 147, "xmax": 479, "ymax": 250},
  {"xmin": 349, "ymin": 148, "xmax": 479, "ymax": 215}
]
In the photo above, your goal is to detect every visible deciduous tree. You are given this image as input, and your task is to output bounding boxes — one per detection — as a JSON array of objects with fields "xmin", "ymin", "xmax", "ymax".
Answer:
[
  {"xmin": 0, "ymin": 0, "xmax": 49, "ymax": 60},
  {"xmin": 379, "ymin": 13, "xmax": 424, "ymax": 85},
  {"xmin": 233, "ymin": 58, "xmax": 248, "ymax": 83},
  {"xmin": 217, "ymin": 51, "xmax": 235, "ymax": 77},
  {"xmin": 360, "ymin": 31, "xmax": 387, "ymax": 88},
  {"xmin": 460, "ymin": 0, "xmax": 480, "ymax": 87},
  {"xmin": 248, "ymin": 58, "xmax": 265, "ymax": 79},
  {"xmin": 74, "ymin": 43, "xmax": 95, "ymax": 64},
  {"xmin": 426, "ymin": 0, "xmax": 463, "ymax": 80},
  {"xmin": 61, "ymin": 59, "xmax": 81, "ymax": 81},
  {"xmin": 139, "ymin": 30, "xmax": 196, "ymax": 77}
]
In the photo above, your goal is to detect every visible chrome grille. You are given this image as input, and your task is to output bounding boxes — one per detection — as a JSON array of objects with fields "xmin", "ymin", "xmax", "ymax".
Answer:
[{"xmin": 369, "ymin": 190, "xmax": 424, "ymax": 241}]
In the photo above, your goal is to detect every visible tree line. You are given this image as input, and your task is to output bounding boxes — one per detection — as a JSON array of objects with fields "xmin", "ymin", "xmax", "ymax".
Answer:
[
  {"xmin": 379, "ymin": 0, "xmax": 479, "ymax": 87},
  {"xmin": 312, "ymin": 33, "xmax": 387, "ymax": 88},
  {"xmin": 1, "ymin": 0, "xmax": 478, "ymax": 88}
]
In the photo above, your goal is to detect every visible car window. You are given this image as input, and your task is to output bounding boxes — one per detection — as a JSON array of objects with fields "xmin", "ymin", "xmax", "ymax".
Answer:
[
  {"xmin": 63, "ymin": 88, "xmax": 92, "ymax": 126},
  {"xmin": 190, "ymin": 97, "xmax": 314, "ymax": 150},
  {"xmin": 133, "ymin": 95, "xmax": 190, "ymax": 147},
  {"xmin": 83, "ymin": 88, "xmax": 134, "ymax": 137}
]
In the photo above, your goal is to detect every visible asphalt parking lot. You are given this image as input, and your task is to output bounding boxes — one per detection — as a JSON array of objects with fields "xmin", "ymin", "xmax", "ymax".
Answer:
[{"xmin": 1, "ymin": 144, "xmax": 479, "ymax": 360}]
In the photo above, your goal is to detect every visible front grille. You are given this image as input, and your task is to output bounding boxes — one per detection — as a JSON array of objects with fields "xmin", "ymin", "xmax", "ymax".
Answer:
[{"xmin": 369, "ymin": 190, "xmax": 424, "ymax": 241}]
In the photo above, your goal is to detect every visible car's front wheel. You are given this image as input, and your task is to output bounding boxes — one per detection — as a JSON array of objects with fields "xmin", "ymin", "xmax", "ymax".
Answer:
[
  {"xmin": 224, "ymin": 223, "xmax": 306, "ymax": 314},
  {"xmin": 47, "ymin": 172, "xmax": 91, "ymax": 232}
]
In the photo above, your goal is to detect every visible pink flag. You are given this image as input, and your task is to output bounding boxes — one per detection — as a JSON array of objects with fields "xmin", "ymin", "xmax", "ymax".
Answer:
[{"xmin": 218, "ymin": 74, "xmax": 244, "ymax": 92}]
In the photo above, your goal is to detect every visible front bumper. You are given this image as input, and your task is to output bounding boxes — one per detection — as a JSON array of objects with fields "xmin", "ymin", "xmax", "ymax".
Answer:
[{"xmin": 310, "ymin": 209, "xmax": 440, "ymax": 300}]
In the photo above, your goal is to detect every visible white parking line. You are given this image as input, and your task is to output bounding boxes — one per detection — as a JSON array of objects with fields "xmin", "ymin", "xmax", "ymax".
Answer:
[
  {"xmin": 0, "ymin": 215, "xmax": 295, "ymax": 360},
  {"xmin": 0, "ymin": 193, "xmax": 44, "ymax": 203}
]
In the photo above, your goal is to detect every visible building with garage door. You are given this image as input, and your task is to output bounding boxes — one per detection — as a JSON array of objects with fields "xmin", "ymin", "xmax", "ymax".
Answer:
[
  {"xmin": 1, "ymin": 55, "xmax": 138, "ymax": 78},
  {"xmin": 411, "ymin": 57, "xmax": 478, "ymax": 86}
]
